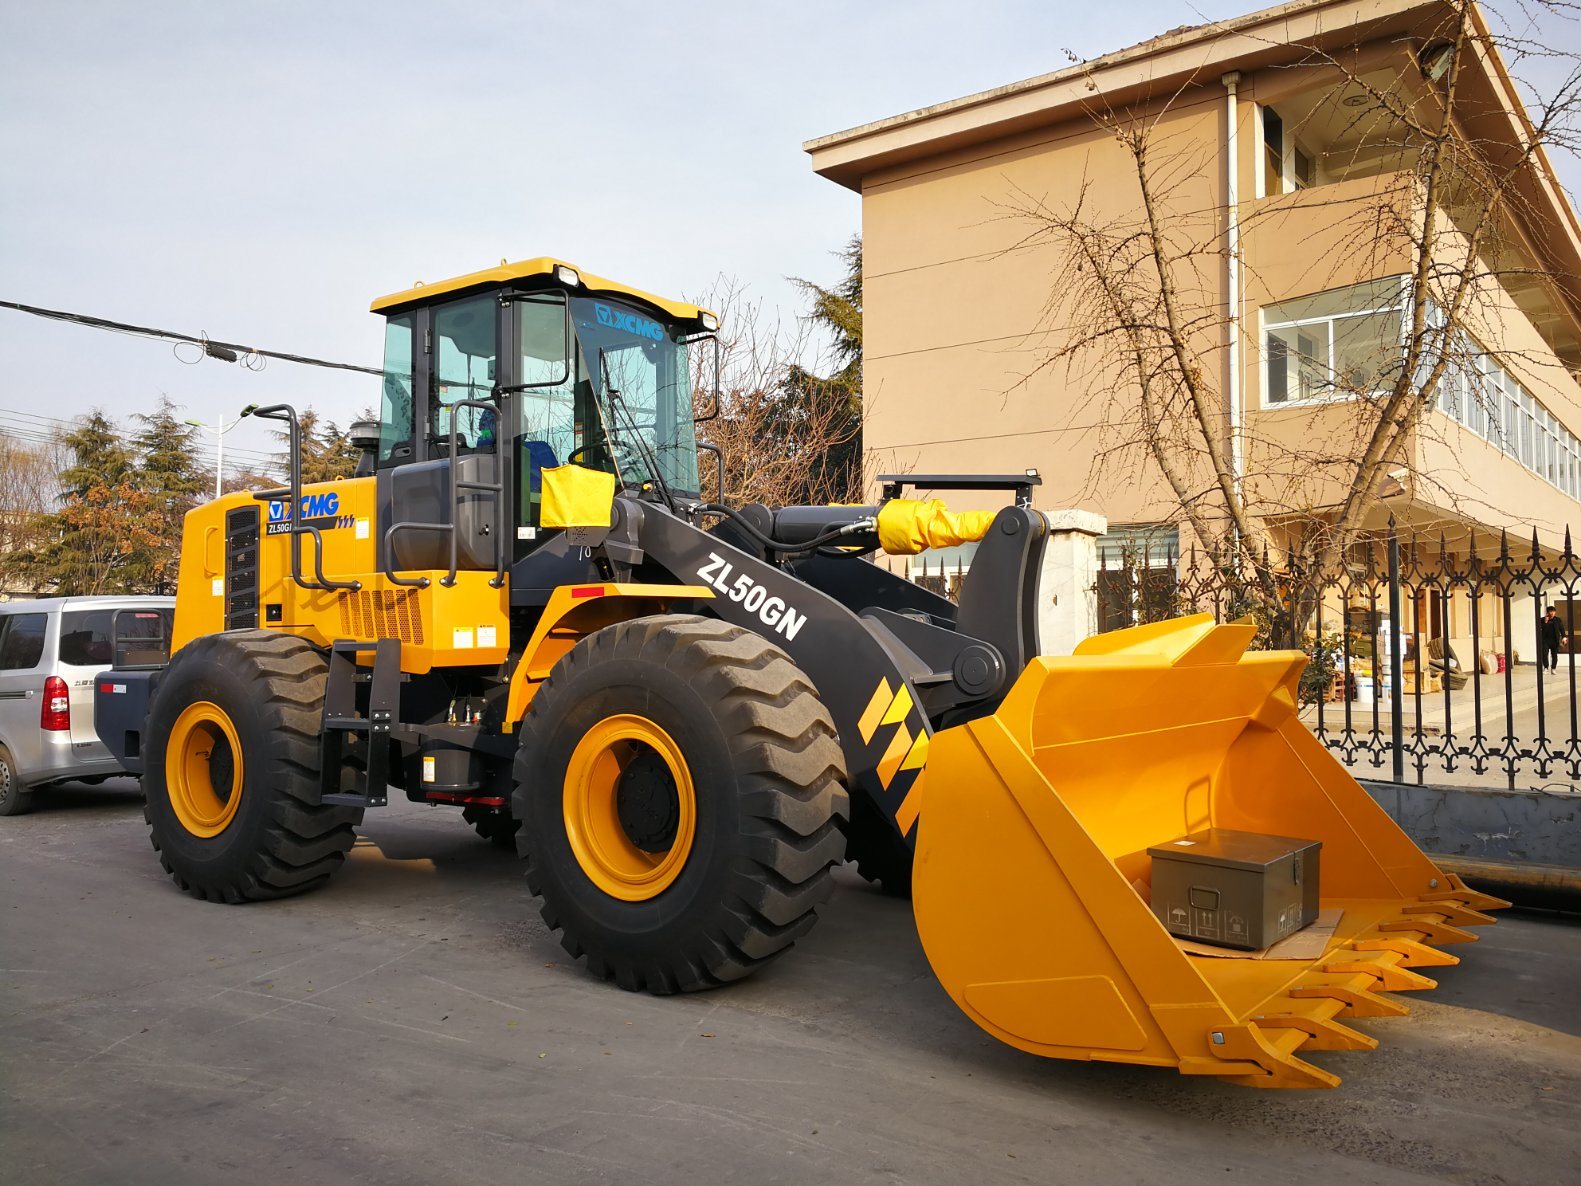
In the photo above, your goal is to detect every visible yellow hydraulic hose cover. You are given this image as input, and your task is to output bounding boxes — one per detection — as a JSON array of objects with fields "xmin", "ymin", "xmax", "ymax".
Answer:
[
  {"xmin": 876, "ymin": 499, "xmax": 996, "ymax": 555},
  {"xmin": 541, "ymin": 464, "xmax": 616, "ymax": 529}
]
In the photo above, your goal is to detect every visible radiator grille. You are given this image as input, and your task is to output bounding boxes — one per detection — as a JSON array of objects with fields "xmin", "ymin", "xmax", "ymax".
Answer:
[
  {"xmin": 224, "ymin": 505, "xmax": 261, "ymax": 630},
  {"xmin": 339, "ymin": 589, "xmax": 425, "ymax": 645}
]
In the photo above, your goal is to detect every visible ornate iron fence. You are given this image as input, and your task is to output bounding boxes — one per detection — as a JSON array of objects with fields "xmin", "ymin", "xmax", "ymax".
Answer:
[
  {"xmin": 1103, "ymin": 520, "xmax": 1581, "ymax": 790},
  {"xmin": 891, "ymin": 520, "xmax": 1581, "ymax": 787}
]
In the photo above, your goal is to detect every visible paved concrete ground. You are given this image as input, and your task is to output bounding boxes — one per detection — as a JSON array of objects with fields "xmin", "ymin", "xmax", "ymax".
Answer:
[{"xmin": 3, "ymin": 780, "xmax": 1579, "ymax": 1186}]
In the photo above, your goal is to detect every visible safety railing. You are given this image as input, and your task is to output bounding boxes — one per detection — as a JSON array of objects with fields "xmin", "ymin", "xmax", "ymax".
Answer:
[{"xmin": 248, "ymin": 404, "xmax": 361, "ymax": 593}]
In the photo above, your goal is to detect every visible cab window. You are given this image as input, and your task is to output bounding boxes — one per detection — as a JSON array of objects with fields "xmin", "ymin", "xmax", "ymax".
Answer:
[
  {"xmin": 433, "ymin": 297, "xmax": 498, "ymax": 451},
  {"xmin": 516, "ymin": 296, "xmax": 576, "ymax": 527},
  {"xmin": 379, "ymin": 314, "xmax": 416, "ymax": 464}
]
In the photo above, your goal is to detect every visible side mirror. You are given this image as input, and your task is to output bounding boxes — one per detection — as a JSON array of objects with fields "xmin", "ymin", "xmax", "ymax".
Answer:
[{"xmin": 693, "ymin": 333, "xmax": 721, "ymax": 423}]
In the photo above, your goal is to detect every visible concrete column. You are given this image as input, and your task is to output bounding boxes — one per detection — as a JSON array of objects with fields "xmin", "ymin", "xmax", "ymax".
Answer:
[{"xmin": 1034, "ymin": 509, "xmax": 1108, "ymax": 656}]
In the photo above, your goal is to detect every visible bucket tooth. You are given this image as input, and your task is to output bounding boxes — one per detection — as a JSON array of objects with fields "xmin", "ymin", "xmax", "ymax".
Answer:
[
  {"xmin": 1185, "ymin": 1024, "xmax": 1342, "ymax": 1089},
  {"xmin": 1254, "ymin": 1009, "xmax": 1378, "ymax": 1052},
  {"xmin": 1380, "ymin": 916, "xmax": 1478, "ymax": 946},
  {"xmin": 1405, "ymin": 901, "xmax": 1497, "ymax": 928},
  {"xmin": 1290, "ymin": 971, "xmax": 1410, "ymax": 1018},
  {"xmin": 1322, "ymin": 949, "xmax": 1438, "ymax": 992},
  {"xmin": 1424, "ymin": 874, "xmax": 1510, "ymax": 913},
  {"xmin": 1354, "ymin": 936, "xmax": 1460, "ymax": 968}
]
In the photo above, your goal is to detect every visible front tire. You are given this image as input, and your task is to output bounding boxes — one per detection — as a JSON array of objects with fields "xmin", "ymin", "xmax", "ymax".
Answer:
[
  {"xmin": 514, "ymin": 615, "xmax": 848, "ymax": 993},
  {"xmin": 142, "ymin": 631, "xmax": 363, "ymax": 902}
]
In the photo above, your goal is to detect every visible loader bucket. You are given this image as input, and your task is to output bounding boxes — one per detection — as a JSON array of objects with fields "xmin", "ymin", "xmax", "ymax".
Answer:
[{"xmin": 911, "ymin": 615, "xmax": 1506, "ymax": 1089}]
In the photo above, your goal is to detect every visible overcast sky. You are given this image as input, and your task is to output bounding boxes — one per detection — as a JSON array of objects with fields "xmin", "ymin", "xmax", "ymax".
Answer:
[{"xmin": 3, "ymin": 1, "xmax": 1577, "ymax": 476}]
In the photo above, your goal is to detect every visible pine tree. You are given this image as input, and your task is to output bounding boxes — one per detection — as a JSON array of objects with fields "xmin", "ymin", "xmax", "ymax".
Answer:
[
  {"xmin": 133, "ymin": 397, "xmax": 209, "ymax": 593},
  {"xmin": 785, "ymin": 235, "xmax": 863, "ymax": 503},
  {"xmin": 282, "ymin": 408, "xmax": 364, "ymax": 485},
  {"xmin": 18, "ymin": 411, "xmax": 158, "ymax": 594}
]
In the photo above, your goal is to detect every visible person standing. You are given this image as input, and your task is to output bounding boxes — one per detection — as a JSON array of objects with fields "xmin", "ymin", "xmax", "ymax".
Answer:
[{"xmin": 1541, "ymin": 605, "xmax": 1568, "ymax": 674}]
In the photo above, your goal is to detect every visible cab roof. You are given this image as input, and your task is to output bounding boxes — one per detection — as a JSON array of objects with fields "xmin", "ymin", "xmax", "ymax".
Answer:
[{"xmin": 369, "ymin": 256, "xmax": 716, "ymax": 324}]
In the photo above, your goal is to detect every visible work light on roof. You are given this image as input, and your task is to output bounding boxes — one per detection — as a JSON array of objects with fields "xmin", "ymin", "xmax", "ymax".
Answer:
[
  {"xmin": 700, "ymin": 311, "xmax": 719, "ymax": 332},
  {"xmin": 553, "ymin": 264, "xmax": 581, "ymax": 287}
]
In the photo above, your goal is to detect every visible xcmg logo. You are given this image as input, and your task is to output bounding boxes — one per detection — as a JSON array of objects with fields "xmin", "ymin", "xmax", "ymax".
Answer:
[
  {"xmin": 268, "ymin": 491, "xmax": 341, "ymax": 523},
  {"xmin": 593, "ymin": 302, "xmax": 665, "ymax": 342}
]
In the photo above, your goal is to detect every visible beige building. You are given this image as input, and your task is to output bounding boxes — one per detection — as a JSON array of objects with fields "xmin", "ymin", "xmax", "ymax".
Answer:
[{"xmin": 806, "ymin": 0, "xmax": 1581, "ymax": 601}]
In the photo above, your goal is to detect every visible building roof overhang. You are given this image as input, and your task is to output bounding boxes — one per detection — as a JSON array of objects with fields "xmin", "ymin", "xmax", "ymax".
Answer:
[
  {"xmin": 804, "ymin": 0, "xmax": 1581, "ymax": 357},
  {"xmin": 804, "ymin": 0, "xmax": 1437, "ymax": 191}
]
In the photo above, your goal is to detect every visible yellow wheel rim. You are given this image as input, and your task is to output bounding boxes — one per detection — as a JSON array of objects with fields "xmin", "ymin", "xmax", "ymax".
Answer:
[
  {"xmin": 563, "ymin": 714, "xmax": 696, "ymax": 901},
  {"xmin": 166, "ymin": 701, "xmax": 244, "ymax": 838}
]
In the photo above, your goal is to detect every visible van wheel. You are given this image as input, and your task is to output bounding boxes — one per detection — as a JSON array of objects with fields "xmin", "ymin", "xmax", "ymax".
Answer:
[
  {"xmin": 0, "ymin": 747, "xmax": 31, "ymax": 817},
  {"xmin": 142, "ymin": 631, "xmax": 363, "ymax": 902}
]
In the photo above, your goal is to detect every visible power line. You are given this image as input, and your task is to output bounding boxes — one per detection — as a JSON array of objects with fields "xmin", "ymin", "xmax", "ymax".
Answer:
[{"xmin": 0, "ymin": 299, "xmax": 383, "ymax": 376}]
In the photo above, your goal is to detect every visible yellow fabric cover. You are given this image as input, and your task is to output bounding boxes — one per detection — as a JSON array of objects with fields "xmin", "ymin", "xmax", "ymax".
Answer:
[
  {"xmin": 876, "ymin": 499, "xmax": 996, "ymax": 555},
  {"xmin": 541, "ymin": 464, "xmax": 616, "ymax": 529}
]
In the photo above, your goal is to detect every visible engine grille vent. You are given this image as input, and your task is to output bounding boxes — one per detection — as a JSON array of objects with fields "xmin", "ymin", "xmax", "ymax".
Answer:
[
  {"xmin": 339, "ymin": 589, "xmax": 425, "ymax": 645},
  {"xmin": 224, "ymin": 505, "xmax": 261, "ymax": 630}
]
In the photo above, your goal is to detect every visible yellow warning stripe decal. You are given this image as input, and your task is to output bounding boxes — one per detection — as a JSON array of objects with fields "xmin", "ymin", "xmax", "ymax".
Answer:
[{"xmin": 858, "ymin": 679, "xmax": 893, "ymax": 744}]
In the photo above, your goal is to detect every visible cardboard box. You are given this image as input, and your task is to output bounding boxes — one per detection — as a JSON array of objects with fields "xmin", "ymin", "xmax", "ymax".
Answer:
[{"xmin": 1147, "ymin": 828, "xmax": 1321, "ymax": 950}]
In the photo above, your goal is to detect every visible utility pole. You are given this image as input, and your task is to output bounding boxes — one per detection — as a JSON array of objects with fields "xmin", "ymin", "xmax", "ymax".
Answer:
[{"xmin": 184, "ymin": 416, "xmax": 237, "ymax": 499}]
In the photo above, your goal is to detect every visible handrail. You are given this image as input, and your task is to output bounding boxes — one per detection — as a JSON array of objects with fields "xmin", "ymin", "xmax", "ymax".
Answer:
[{"xmin": 248, "ymin": 403, "xmax": 360, "ymax": 593}]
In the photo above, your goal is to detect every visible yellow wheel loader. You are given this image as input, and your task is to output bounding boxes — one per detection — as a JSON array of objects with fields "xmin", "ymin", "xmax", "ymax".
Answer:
[{"xmin": 94, "ymin": 258, "xmax": 1503, "ymax": 1088}]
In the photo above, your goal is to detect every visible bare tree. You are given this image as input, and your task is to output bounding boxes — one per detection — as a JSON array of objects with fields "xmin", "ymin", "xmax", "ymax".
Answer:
[
  {"xmin": 689, "ymin": 277, "xmax": 866, "ymax": 509},
  {"xmin": 0, "ymin": 435, "xmax": 66, "ymax": 595},
  {"xmin": 1005, "ymin": 0, "xmax": 1581, "ymax": 639}
]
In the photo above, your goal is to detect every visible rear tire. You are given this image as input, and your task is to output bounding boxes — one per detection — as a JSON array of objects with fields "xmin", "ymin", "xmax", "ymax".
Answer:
[
  {"xmin": 844, "ymin": 794, "xmax": 914, "ymax": 897},
  {"xmin": 514, "ymin": 614, "xmax": 848, "ymax": 993},
  {"xmin": 142, "ymin": 631, "xmax": 363, "ymax": 902},
  {"xmin": 0, "ymin": 746, "xmax": 31, "ymax": 817},
  {"xmin": 463, "ymin": 805, "xmax": 521, "ymax": 848}
]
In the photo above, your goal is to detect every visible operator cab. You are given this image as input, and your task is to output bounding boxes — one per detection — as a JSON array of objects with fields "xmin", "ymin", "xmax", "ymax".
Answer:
[{"xmin": 367, "ymin": 259, "xmax": 718, "ymax": 601}]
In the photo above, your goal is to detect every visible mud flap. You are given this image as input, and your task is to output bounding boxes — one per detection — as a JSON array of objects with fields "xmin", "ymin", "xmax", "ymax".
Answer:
[{"xmin": 910, "ymin": 615, "xmax": 1505, "ymax": 1089}]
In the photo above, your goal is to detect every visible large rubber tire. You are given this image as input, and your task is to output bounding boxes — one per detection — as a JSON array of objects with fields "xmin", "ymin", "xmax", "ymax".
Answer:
[
  {"xmin": 844, "ymin": 793, "xmax": 913, "ymax": 897},
  {"xmin": 142, "ymin": 631, "xmax": 363, "ymax": 902},
  {"xmin": 513, "ymin": 614, "xmax": 848, "ymax": 993},
  {"xmin": 0, "ymin": 746, "xmax": 31, "ymax": 817},
  {"xmin": 463, "ymin": 805, "xmax": 521, "ymax": 849}
]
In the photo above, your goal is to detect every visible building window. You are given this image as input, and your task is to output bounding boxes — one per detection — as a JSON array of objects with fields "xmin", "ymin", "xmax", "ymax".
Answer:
[
  {"xmin": 1294, "ymin": 146, "xmax": 1316, "ymax": 188},
  {"xmin": 1262, "ymin": 277, "xmax": 1408, "ymax": 404},
  {"xmin": 1263, "ymin": 107, "xmax": 1284, "ymax": 197},
  {"xmin": 1437, "ymin": 325, "xmax": 1581, "ymax": 500},
  {"xmin": 1259, "ymin": 105, "xmax": 1318, "ymax": 196},
  {"xmin": 1097, "ymin": 526, "xmax": 1179, "ymax": 631}
]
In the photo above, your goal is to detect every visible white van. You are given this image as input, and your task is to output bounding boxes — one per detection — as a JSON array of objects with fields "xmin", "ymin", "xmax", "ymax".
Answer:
[{"xmin": 0, "ymin": 596, "xmax": 174, "ymax": 815}]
